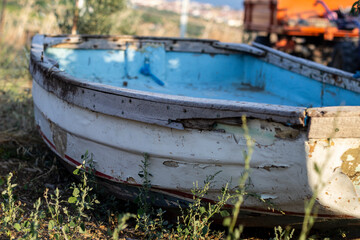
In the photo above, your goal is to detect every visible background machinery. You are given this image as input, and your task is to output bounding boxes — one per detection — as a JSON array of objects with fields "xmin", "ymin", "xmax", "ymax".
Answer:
[{"xmin": 244, "ymin": 0, "xmax": 360, "ymax": 72}]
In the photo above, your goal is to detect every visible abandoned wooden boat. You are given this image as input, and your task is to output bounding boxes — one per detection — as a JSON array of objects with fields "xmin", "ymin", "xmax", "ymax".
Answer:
[{"xmin": 30, "ymin": 34, "xmax": 360, "ymax": 226}]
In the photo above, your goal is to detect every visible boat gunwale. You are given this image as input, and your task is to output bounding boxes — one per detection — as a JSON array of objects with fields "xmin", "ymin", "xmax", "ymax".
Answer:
[{"xmin": 253, "ymin": 42, "xmax": 360, "ymax": 94}]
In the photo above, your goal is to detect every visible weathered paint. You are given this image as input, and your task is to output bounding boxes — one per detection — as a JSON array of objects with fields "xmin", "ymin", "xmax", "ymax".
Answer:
[
  {"xmin": 33, "ymin": 80, "xmax": 313, "ymax": 215},
  {"xmin": 30, "ymin": 35, "xmax": 360, "ymax": 224},
  {"xmin": 50, "ymin": 121, "xmax": 67, "ymax": 158}
]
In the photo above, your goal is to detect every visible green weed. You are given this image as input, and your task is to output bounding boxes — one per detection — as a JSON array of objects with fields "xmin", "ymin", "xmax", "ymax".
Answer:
[
  {"xmin": 135, "ymin": 154, "xmax": 230, "ymax": 239},
  {"xmin": 0, "ymin": 172, "xmax": 44, "ymax": 239},
  {"xmin": 273, "ymin": 226, "xmax": 295, "ymax": 240},
  {"xmin": 135, "ymin": 153, "xmax": 169, "ymax": 239},
  {"xmin": 44, "ymin": 156, "xmax": 100, "ymax": 239},
  {"xmin": 0, "ymin": 172, "xmax": 22, "ymax": 238},
  {"xmin": 223, "ymin": 115, "xmax": 253, "ymax": 240},
  {"xmin": 174, "ymin": 175, "xmax": 230, "ymax": 240},
  {"xmin": 112, "ymin": 213, "xmax": 135, "ymax": 240}
]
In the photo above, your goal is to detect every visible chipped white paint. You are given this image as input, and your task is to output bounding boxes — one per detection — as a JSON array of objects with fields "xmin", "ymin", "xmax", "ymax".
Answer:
[
  {"xmin": 307, "ymin": 139, "xmax": 360, "ymax": 217},
  {"xmin": 33, "ymin": 80, "xmax": 312, "ymax": 215}
]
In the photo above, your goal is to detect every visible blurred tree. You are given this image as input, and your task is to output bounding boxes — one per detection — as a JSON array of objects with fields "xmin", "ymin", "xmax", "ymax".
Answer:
[
  {"xmin": 53, "ymin": 0, "xmax": 126, "ymax": 34},
  {"xmin": 72, "ymin": 0, "xmax": 79, "ymax": 34},
  {"xmin": 52, "ymin": 0, "xmax": 77, "ymax": 33},
  {"xmin": 186, "ymin": 22, "xmax": 204, "ymax": 37},
  {"xmin": 0, "ymin": 0, "xmax": 7, "ymax": 39}
]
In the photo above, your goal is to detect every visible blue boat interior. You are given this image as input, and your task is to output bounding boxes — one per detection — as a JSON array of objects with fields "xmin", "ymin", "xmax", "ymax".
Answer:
[{"xmin": 45, "ymin": 45, "xmax": 360, "ymax": 108}]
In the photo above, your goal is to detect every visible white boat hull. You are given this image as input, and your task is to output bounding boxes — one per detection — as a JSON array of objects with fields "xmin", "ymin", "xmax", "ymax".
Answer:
[
  {"xmin": 30, "ymin": 35, "xmax": 360, "ymax": 225},
  {"xmin": 33, "ymin": 80, "xmax": 360, "ymax": 219}
]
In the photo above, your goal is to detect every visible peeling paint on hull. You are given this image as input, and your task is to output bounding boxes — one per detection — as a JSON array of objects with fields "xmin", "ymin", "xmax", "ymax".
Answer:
[
  {"xmin": 33, "ymin": 81, "xmax": 311, "ymax": 215},
  {"xmin": 30, "ymin": 35, "xmax": 360, "ymax": 225}
]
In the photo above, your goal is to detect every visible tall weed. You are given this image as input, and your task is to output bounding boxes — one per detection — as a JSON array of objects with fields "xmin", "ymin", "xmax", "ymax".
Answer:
[
  {"xmin": 223, "ymin": 116, "xmax": 253, "ymax": 240},
  {"xmin": 135, "ymin": 153, "xmax": 169, "ymax": 239},
  {"xmin": 175, "ymin": 175, "xmax": 230, "ymax": 239}
]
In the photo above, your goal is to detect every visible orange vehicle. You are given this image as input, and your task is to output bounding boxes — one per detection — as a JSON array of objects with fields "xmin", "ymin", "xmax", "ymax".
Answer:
[{"xmin": 244, "ymin": 0, "xmax": 360, "ymax": 72}]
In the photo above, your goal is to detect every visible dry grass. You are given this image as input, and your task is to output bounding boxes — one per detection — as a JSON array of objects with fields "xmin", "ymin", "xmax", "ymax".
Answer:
[
  {"xmin": 1, "ymin": 0, "xmax": 59, "ymax": 47},
  {"xmin": 111, "ymin": 7, "xmax": 243, "ymax": 42}
]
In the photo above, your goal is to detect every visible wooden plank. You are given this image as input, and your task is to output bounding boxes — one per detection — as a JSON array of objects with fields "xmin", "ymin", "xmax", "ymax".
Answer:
[
  {"xmin": 307, "ymin": 106, "xmax": 360, "ymax": 118},
  {"xmin": 308, "ymin": 116, "xmax": 360, "ymax": 138},
  {"xmin": 212, "ymin": 42, "xmax": 265, "ymax": 56},
  {"xmin": 308, "ymin": 106, "xmax": 360, "ymax": 138},
  {"xmin": 45, "ymin": 35, "xmax": 239, "ymax": 55},
  {"xmin": 252, "ymin": 16, "xmax": 271, "ymax": 25},
  {"xmin": 245, "ymin": 24, "xmax": 279, "ymax": 32}
]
